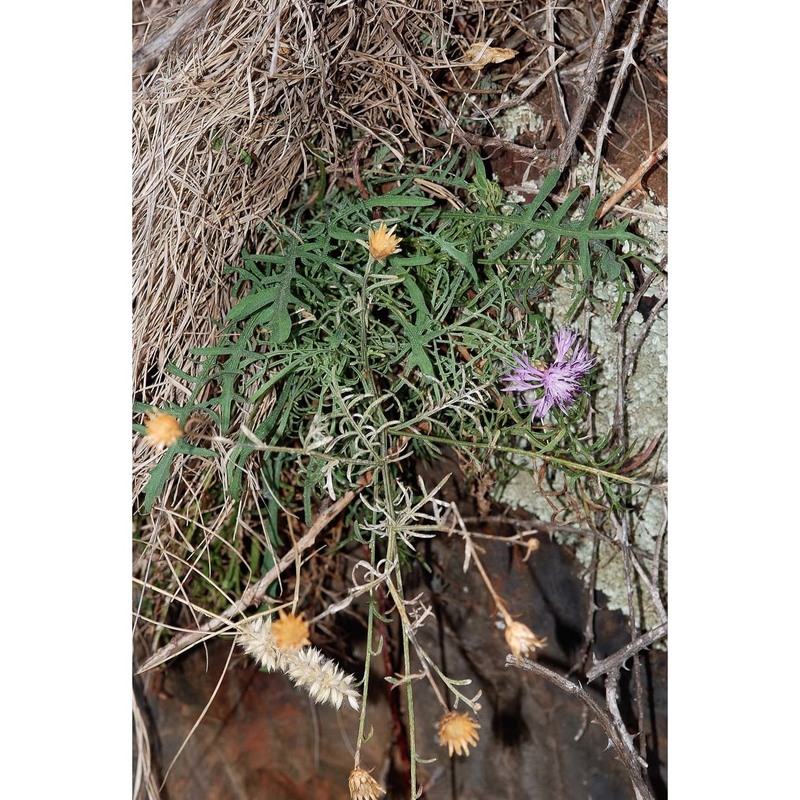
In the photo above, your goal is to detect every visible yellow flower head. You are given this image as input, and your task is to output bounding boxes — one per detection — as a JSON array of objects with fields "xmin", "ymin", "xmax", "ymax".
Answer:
[
  {"xmin": 143, "ymin": 410, "xmax": 183, "ymax": 450},
  {"xmin": 437, "ymin": 711, "xmax": 481, "ymax": 757},
  {"xmin": 271, "ymin": 610, "xmax": 311, "ymax": 652},
  {"xmin": 348, "ymin": 767, "xmax": 385, "ymax": 800},
  {"xmin": 367, "ymin": 222, "xmax": 402, "ymax": 260},
  {"xmin": 504, "ymin": 620, "xmax": 547, "ymax": 659}
]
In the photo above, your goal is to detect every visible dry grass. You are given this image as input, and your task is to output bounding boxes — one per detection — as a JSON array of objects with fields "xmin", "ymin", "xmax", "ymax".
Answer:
[{"xmin": 135, "ymin": 0, "xmax": 469, "ymax": 406}]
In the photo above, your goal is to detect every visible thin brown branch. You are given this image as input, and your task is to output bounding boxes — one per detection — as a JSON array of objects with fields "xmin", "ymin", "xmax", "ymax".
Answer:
[
  {"xmin": 136, "ymin": 487, "xmax": 363, "ymax": 673},
  {"xmin": 614, "ymin": 513, "xmax": 649, "ymax": 765},
  {"xmin": 625, "ymin": 289, "xmax": 667, "ymax": 382},
  {"xmin": 611, "ymin": 270, "xmax": 657, "ymax": 445},
  {"xmin": 590, "ymin": 0, "xmax": 653, "ymax": 194},
  {"xmin": 597, "ymin": 138, "xmax": 668, "ymax": 219},
  {"xmin": 484, "ymin": 50, "xmax": 569, "ymax": 118},
  {"xmin": 133, "ymin": 0, "xmax": 222, "ymax": 74},
  {"xmin": 507, "ymin": 655, "xmax": 654, "ymax": 800},
  {"xmin": 555, "ymin": 0, "xmax": 626, "ymax": 169},
  {"xmin": 628, "ymin": 548, "xmax": 668, "ymax": 625},
  {"xmin": 604, "ymin": 665, "xmax": 652, "ymax": 794},
  {"xmin": 570, "ymin": 534, "xmax": 600, "ymax": 676},
  {"xmin": 459, "ymin": 130, "xmax": 555, "ymax": 162},
  {"xmin": 460, "ymin": 515, "xmax": 668, "ymax": 569},
  {"xmin": 586, "ymin": 622, "xmax": 667, "ymax": 682},
  {"xmin": 546, "ymin": 1, "xmax": 570, "ymax": 142}
]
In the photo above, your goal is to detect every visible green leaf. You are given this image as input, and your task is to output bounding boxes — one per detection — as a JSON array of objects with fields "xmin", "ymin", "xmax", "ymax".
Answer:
[
  {"xmin": 257, "ymin": 300, "xmax": 293, "ymax": 343},
  {"xmin": 523, "ymin": 169, "xmax": 561, "ymax": 218},
  {"xmin": 391, "ymin": 255, "xmax": 434, "ymax": 268},
  {"xmin": 599, "ymin": 245, "xmax": 623, "ymax": 280},
  {"xmin": 430, "ymin": 232, "xmax": 479, "ymax": 284},
  {"xmin": 142, "ymin": 448, "xmax": 179, "ymax": 513},
  {"xmin": 361, "ymin": 195, "xmax": 435, "ymax": 209},
  {"xmin": 226, "ymin": 287, "xmax": 278, "ymax": 323}
]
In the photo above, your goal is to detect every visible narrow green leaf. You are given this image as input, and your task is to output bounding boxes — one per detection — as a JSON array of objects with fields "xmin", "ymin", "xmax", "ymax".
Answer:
[
  {"xmin": 431, "ymin": 233, "xmax": 479, "ymax": 284},
  {"xmin": 391, "ymin": 255, "xmax": 433, "ymax": 268},
  {"xmin": 226, "ymin": 288, "xmax": 277, "ymax": 323},
  {"xmin": 258, "ymin": 302, "xmax": 293, "ymax": 343},
  {"xmin": 142, "ymin": 448, "xmax": 178, "ymax": 513},
  {"xmin": 583, "ymin": 194, "xmax": 603, "ymax": 224},
  {"xmin": 551, "ymin": 186, "xmax": 583, "ymax": 224},
  {"xmin": 523, "ymin": 169, "xmax": 561, "ymax": 218},
  {"xmin": 361, "ymin": 195, "xmax": 435, "ymax": 209}
]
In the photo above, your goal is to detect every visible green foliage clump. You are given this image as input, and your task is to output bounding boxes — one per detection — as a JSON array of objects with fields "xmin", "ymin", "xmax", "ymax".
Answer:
[{"xmin": 135, "ymin": 153, "xmax": 646, "ymax": 547}]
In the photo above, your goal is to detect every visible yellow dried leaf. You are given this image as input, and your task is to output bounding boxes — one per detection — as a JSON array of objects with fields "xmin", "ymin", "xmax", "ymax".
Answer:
[{"xmin": 463, "ymin": 42, "xmax": 518, "ymax": 71}]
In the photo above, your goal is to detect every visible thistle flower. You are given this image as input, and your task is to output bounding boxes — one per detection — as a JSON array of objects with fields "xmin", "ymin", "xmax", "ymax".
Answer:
[
  {"xmin": 284, "ymin": 646, "xmax": 360, "ymax": 711},
  {"xmin": 143, "ymin": 409, "xmax": 183, "ymax": 450},
  {"xmin": 348, "ymin": 767, "xmax": 385, "ymax": 800},
  {"xmin": 437, "ymin": 711, "xmax": 481, "ymax": 757},
  {"xmin": 504, "ymin": 621, "xmax": 547, "ymax": 659},
  {"xmin": 502, "ymin": 327, "xmax": 596, "ymax": 419},
  {"xmin": 365, "ymin": 222, "xmax": 402, "ymax": 260},
  {"xmin": 271, "ymin": 610, "xmax": 311, "ymax": 652},
  {"xmin": 237, "ymin": 615, "xmax": 284, "ymax": 672}
]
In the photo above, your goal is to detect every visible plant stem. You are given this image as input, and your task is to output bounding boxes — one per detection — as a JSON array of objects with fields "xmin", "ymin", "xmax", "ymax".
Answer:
[
  {"xmin": 354, "ymin": 531, "xmax": 379, "ymax": 767},
  {"xmin": 389, "ymin": 429, "xmax": 641, "ymax": 485}
]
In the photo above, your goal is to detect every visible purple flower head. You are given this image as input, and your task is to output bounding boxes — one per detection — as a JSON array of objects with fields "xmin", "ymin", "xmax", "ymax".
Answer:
[{"xmin": 502, "ymin": 328, "xmax": 596, "ymax": 419}]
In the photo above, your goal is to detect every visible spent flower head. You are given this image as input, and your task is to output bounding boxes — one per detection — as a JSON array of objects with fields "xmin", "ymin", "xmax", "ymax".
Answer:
[
  {"xmin": 284, "ymin": 646, "xmax": 360, "ymax": 710},
  {"xmin": 502, "ymin": 327, "xmax": 596, "ymax": 419},
  {"xmin": 143, "ymin": 409, "xmax": 183, "ymax": 450},
  {"xmin": 271, "ymin": 610, "xmax": 311, "ymax": 651},
  {"xmin": 504, "ymin": 620, "xmax": 547, "ymax": 659},
  {"xmin": 348, "ymin": 767, "xmax": 385, "ymax": 800},
  {"xmin": 437, "ymin": 711, "xmax": 481, "ymax": 757}
]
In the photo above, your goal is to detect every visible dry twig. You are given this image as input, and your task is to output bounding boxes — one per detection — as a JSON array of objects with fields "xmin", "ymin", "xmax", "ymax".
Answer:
[
  {"xmin": 555, "ymin": 0, "xmax": 626, "ymax": 169},
  {"xmin": 590, "ymin": 0, "xmax": 654, "ymax": 194},
  {"xmin": 597, "ymin": 138, "xmax": 668, "ymax": 219},
  {"xmin": 508, "ymin": 655, "xmax": 655, "ymax": 800},
  {"xmin": 133, "ymin": 0, "xmax": 222, "ymax": 74},
  {"xmin": 586, "ymin": 622, "xmax": 667, "ymax": 682}
]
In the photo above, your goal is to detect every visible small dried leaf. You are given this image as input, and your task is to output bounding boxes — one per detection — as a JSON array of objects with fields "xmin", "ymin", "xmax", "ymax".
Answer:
[{"xmin": 463, "ymin": 42, "xmax": 518, "ymax": 71}]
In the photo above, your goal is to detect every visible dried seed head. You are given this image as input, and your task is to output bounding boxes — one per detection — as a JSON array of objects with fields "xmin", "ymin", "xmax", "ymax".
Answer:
[
  {"xmin": 237, "ymin": 615, "xmax": 284, "ymax": 672},
  {"xmin": 348, "ymin": 767, "xmax": 385, "ymax": 800},
  {"xmin": 367, "ymin": 222, "xmax": 402, "ymax": 260},
  {"xmin": 284, "ymin": 646, "xmax": 360, "ymax": 710},
  {"xmin": 504, "ymin": 621, "xmax": 547, "ymax": 659},
  {"xmin": 143, "ymin": 410, "xmax": 183, "ymax": 450},
  {"xmin": 437, "ymin": 711, "xmax": 481, "ymax": 757},
  {"xmin": 271, "ymin": 610, "xmax": 311, "ymax": 652}
]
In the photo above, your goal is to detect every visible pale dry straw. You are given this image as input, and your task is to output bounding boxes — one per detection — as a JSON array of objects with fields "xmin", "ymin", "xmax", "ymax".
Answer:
[{"xmin": 133, "ymin": 0, "xmax": 472, "ymax": 415}]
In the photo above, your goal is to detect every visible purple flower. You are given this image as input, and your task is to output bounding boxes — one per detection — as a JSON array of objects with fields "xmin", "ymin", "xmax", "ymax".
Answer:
[{"xmin": 502, "ymin": 328, "xmax": 596, "ymax": 419}]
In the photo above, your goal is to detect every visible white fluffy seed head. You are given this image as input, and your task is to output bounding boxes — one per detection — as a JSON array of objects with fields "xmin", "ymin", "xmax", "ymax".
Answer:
[
  {"xmin": 284, "ymin": 646, "xmax": 360, "ymax": 711},
  {"xmin": 237, "ymin": 615, "xmax": 285, "ymax": 672},
  {"xmin": 238, "ymin": 617, "xmax": 360, "ymax": 710}
]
